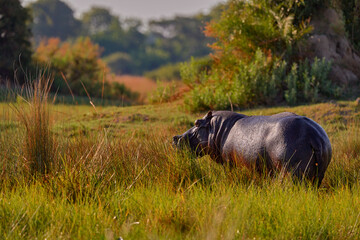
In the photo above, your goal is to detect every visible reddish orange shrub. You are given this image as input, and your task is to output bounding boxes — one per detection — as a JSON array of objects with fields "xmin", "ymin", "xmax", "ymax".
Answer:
[{"xmin": 34, "ymin": 37, "xmax": 137, "ymax": 102}]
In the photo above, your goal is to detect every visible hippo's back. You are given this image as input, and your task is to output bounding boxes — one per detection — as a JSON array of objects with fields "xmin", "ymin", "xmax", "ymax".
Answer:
[
  {"xmin": 265, "ymin": 113, "xmax": 331, "ymax": 183},
  {"xmin": 222, "ymin": 112, "xmax": 331, "ymax": 184}
]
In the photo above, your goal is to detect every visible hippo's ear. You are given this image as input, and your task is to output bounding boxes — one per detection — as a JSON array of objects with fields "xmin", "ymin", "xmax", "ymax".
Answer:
[{"xmin": 205, "ymin": 111, "xmax": 212, "ymax": 119}]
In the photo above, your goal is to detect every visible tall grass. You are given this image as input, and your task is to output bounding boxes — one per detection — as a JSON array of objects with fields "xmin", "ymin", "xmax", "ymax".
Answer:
[
  {"xmin": 1, "ymin": 85, "xmax": 360, "ymax": 238},
  {"xmin": 326, "ymin": 121, "xmax": 360, "ymax": 188},
  {"xmin": 10, "ymin": 73, "xmax": 55, "ymax": 175}
]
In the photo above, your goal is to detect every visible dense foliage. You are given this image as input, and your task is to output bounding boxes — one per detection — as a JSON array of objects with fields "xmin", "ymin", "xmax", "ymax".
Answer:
[
  {"xmin": 144, "ymin": 62, "xmax": 182, "ymax": 81},
  {"xmin": 278, "ymin": 0, "xmax": 360, "ymax": 50},
  {"xmin": 205, "ymin": 0, "xmax": 311, "ymax": 61},
  {"xmin": 29, "ymin": 0, "xmax": 81, "ymax": 42},
  {"xmin": 340, "ymin": 0, "xmax": 360, "ymax": 50},
  {"xmin": 181, "ymin": 0, "xmax": 353, "ymax": 112},
  {"xmin": 0, "ymin": 0, "xmax": 32, "ymax": 83}
]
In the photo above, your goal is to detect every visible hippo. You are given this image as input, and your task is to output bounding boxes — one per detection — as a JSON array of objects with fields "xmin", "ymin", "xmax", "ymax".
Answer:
[{"xmin": 173, "ymin": 111, "xmax": 332, "ymax": 185}]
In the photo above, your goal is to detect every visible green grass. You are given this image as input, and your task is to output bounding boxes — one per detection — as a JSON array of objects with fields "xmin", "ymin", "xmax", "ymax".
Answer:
[{"xmin": 1, "ymin": 99, "xmax": 360, "ymax": 239}]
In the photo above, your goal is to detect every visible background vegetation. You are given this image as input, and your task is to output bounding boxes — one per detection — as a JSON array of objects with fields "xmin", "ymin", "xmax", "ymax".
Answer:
[
  {"xmin": 26, "ymin": 0, "xmax": 221, "ymax": 76},
  {"xmin": 0, "ymin": 0, "xmax": 222, "ymax": 104},
  {"xmin": 180, "ymin": 0, "xmax": 360, "ymax": 111},
  {"xmin": 2, "ymin": 0, "xmax": 359, "ymax": 108}
]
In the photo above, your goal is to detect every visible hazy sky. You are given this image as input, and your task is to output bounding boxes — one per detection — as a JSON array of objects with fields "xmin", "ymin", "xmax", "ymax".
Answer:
[{"xmin": 22, "ymin": 0, "xmax": 225, "ymax": 22}]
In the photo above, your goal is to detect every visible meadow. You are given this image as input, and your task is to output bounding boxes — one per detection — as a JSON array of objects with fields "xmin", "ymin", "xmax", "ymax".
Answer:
[{"xmin": 1, "ymin": 88, "xmax": 360, "ymax": 239}]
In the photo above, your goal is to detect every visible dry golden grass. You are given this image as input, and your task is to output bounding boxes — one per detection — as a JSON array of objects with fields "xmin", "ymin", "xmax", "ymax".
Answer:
[
  {"xmin": 107, "ymin": 75, "xmax": 189, "ymax": 103},
  {"xmin": 10, "ymin": 74, "xmax": 56, "ymax": 175},
  {"xmin": 2, "ymin": 94, "xmax": 360, "ymax": 239},
  {"xmin": 108, "ymin": 75, "xmax": 157, "ymax": 101}
]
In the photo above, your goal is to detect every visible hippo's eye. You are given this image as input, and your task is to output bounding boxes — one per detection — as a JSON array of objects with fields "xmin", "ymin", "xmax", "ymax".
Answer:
[{"xmin": 194, "ymin": 120, "xmax": 201, "ymax": 127}]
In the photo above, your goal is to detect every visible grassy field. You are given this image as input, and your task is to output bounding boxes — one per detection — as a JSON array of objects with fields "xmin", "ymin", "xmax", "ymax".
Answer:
[{"xmin": 1, "ymin": 97, "xmax": 360, "ymax": 239}]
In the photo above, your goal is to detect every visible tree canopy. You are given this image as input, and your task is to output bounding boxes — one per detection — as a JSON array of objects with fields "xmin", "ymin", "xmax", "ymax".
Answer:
[
  {"xmin": 29, "ymin": 0, "xmax": 81, "ymax": 43},
  {"xmin": 0, "ymin": 0, "xmax": 32, "ymax": 83},
  {"xmin": 81, "ymin": 7, "xmax": 119, "ymax": 35}
]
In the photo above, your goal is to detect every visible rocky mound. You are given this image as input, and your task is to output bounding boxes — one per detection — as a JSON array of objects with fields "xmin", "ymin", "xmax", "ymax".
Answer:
[{"xmin": 302, "ymin": 8, "xmax": 360, "ymax": 86}]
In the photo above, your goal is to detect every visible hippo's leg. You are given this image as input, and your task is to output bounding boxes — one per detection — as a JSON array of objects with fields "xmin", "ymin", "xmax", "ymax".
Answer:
[{"xmin": 285, "ymin": 145, "xmax": 318, "ymax": 184}]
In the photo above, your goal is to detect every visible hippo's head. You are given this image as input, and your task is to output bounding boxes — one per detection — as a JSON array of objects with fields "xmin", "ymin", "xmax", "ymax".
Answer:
[{"xmin": 173, "ymin": 111, "xmax": 213, "ymax": 155}]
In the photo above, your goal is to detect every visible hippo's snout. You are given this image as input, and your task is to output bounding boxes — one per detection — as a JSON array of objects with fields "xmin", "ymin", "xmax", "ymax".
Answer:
[{"xmin": 173, "ymin": 135, "xmax": 181, "ymax": 146}]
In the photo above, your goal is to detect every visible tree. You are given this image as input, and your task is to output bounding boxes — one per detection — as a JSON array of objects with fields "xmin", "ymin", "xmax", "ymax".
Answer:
[
  {"xmin": 122, "ymin": 18, "xmax": 146, "ymax": 51},
  {"xmin": 29, "ymin": 0, "xmax": 80, "ymax": 43},
  {"xmin": 81, "ymin": 7, "xmax": 127, "ymax": 57},
  {"xmin": 34, "ymin": 37, "xmax": 107, "ymax": 96},
  {"xmin": 81, "ymin": 7, "xmax": 119, "ymax": 35},
  {"xmin": 0, "ymin": 0, "xmax": 32, "ymax": 83},
  {"xmin": 103, "ymin": 52, "xmax": 135, "ymax": 75},
  {"xmin": 149, "ymin": 15, "xmax": 212, "ymax": 62}
]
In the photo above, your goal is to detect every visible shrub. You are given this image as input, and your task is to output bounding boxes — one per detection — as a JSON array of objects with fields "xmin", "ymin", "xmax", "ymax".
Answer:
[
  {"xmin": 183, "ymin": 52, "xmax": 335, "ymax": 111},
  {"xmin": 183, "ymin": 50, "xmax": 284, "ymax": 111},
  {"xmin": 103, "ymin": 52, "xmax": 135, "ymax": 75},
  {"xmin": 35, "ymin": 37, "xmax": 105, "ymax": 96},
  {"xmin": 144, "ymin": 63, "xmax": 182, "ymax": 81},
  {"xmin": 180, "ymin": 56, "xmax": 212, "ymax": 88},
  {"xmin": 149, "ymin": 80, "xmax": 177, "ymax": 104},
  {"xmin": 285, "ymin": 63, "xmax": 298, "ymax": 106},
  {"xmin": 34, "ymin": 37, "xmax": 138, "ymax": 103},
  {"xmin": 285, "ymin": 57, "xmax": 334, "ymax": 105}
]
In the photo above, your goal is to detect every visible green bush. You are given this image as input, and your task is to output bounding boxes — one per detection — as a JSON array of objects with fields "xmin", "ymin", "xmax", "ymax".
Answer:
[
  {"xmin": 183, "ymin": 49, "xmax": 336, "ymax": 111},
  {"xmin": 180, "ymin": 56, "xmax": 212, "ymax": 88},
  {"xmin": 285, "ymin": 57, "xmax": 334, "ymax": 105},
  {"xmin": 285, "ymin": 63, "xmax": 298, "ymax": 106},
  {"xmin": 144, "ymin": 63, "xmax": 182, "ymax": 81},
  {"xmin": 103, "ymin": 52, "xmax": 135, "ymax": 75},
  {"xmin": 183, "ymin": 50, "xmax": 281, "ymax": 111},
  {"xmin": 149, "ymin": 80, "xmax": 177, "ymax": 104}
]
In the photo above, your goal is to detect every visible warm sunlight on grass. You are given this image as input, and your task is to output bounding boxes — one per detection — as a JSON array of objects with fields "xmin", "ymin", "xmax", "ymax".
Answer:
[{"xmin": 1, "ymin": 80, "xmax": 360, "ymax": 238}]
